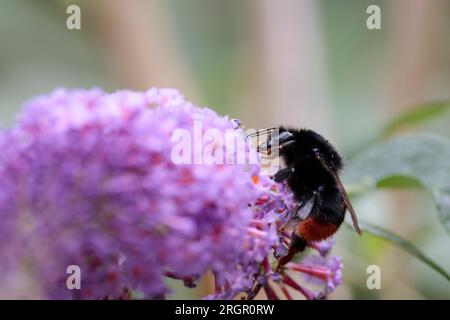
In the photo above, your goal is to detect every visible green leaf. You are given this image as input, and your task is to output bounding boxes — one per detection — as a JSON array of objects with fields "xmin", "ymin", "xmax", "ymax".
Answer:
[
  {"xmin": 346, "ymin": 221, "xmax": 450, "ymax": 281},
  {"xmin": 376, "ymin": 175, "xmax": 424, "ymax": 189},
  {"xmin": 344, "ymin": 133, "xmax": 450, "ymax": 233},
  {"xmin": 383, "ymin": 101, "xmax": 450, "ymax": 137},
  {"xmin": 433, "ymin": 188, "xmax": 450, "ymax": 235}
]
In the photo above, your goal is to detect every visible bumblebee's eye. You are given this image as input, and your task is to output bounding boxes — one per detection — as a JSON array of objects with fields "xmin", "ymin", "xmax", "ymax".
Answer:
[
  {"xmin": 258, "ymin": 131, "xmax": 295, "ymax": 155},
  {"xmin": 268, "ymin": 131, "xmax": 294, "ymax": 146}
]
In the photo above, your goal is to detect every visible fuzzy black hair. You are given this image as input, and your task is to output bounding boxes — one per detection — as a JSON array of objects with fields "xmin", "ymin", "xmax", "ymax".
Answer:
[{"xmin": 278, "ymin": 127, "xmax": 343, "ymax": 172}]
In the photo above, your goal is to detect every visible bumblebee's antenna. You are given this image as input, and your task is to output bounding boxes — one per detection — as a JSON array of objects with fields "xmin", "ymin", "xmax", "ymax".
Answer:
[{"xmin": 245, "ymin": 128, "xmax": 277, "ymax": 138}]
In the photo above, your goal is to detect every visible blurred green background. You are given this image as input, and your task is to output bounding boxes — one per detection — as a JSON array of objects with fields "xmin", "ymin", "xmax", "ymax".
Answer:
[{"xmin": 0, "ymin": 0, "xmax": 449, "ymax": 299}]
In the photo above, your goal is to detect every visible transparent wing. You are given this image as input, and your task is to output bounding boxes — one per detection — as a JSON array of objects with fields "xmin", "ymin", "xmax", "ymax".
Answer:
[{"xmin": 313, "ymin": 150, "xmax": 362, "ymax": 235}]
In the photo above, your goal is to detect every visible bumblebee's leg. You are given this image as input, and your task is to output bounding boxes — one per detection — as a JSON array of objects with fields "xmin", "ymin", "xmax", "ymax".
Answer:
[
  {"xmin": 276, "ymin": 234, "xmax": 307, "ymax": 271},
  {"xmin": 275, "ymin": 196, "xmax": 317, "ymax": 271}
]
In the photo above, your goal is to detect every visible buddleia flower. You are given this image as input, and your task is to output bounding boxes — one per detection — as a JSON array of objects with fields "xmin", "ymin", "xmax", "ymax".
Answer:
[{"xmin": 0, "ymin": 87, "xmax": 344, "ymax": 300}]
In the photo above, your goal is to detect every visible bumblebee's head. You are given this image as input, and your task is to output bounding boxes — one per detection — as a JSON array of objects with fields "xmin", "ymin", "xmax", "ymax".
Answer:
[
  {"xmin": 251, "ymin": 127, "xmax": 343, "ymax": 171},
  {"xmin": 280, "ymin": 127, "xmax": 343, "ymax": 171}
]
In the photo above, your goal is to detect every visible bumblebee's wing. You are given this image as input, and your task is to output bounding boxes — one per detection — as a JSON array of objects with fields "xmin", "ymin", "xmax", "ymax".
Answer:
[
  {"xmin": 333, "ymin": 172, "xmax": 362, "ymax": 235},
  {"xmin": 313, "ymin": 150, "xmax": 362, "ymax": 235},
  {"xmin": 296, "ymin": 196, "xmax": 316, "ymax": 220}
]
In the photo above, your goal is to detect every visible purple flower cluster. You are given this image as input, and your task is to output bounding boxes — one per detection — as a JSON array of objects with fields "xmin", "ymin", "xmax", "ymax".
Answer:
[
  {"xmin": 241, "ymin": 178, "xmax": 344, "ymax": 300},
  {"xmin": 0, "ymin": 87, "xmax": 343, "ymax": 300}
]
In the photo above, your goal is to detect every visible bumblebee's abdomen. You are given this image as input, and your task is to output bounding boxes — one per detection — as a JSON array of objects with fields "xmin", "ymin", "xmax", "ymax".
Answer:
[{"xmin": 296, "ymin": 218, "xmax": 339, "ymax": 242}]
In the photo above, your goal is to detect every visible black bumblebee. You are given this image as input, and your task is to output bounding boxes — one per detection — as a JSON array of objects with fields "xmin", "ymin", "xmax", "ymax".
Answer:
[{"xmin": 249, "ymin": 127, "xmax": 362, "ymax": 270}]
